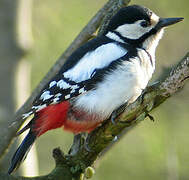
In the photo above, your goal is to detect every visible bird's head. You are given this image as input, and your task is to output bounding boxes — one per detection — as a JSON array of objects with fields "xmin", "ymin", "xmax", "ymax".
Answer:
[{"xmin": 105, "ymin": 5, "xmax": 183, "ymax": 51}]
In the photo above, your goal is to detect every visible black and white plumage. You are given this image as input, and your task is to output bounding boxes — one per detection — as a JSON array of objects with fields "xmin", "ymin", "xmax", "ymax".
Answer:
[
  {"xmin": 8, "ymin": 5, "xmax": 183, "ymax": 174},
  {"xmin": 25, "ymin": 5, "xmax": 182, "ymax": 119}
]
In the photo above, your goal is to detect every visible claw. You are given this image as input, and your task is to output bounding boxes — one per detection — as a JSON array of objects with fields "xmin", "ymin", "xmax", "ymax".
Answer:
[
  {"xmin": 111, "ymin": 111, "xmax": 117, "ymax": 124},
  {"xmin": 69, "ymin": 134, "xmax": 82, "ymax": 155},
  {"xmin": 84, "ymin": 133, "xmax": 93, "ymax": 152},
  {"xmin": 110, "ymin": 103, "xmax": 128, "ymax": 124},
  {"xmin": 69, "ymin": 133, "xmax": 93, "ymax": 154},
  {"xmin": 140, "ymin": 81, "xmax": 160, "ymax": 104}
]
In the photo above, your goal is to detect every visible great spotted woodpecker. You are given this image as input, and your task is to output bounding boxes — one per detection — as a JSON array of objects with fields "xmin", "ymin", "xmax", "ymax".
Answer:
[{"xmin": 8, "ymin": 5, "xmax": 183, "ymax": 174}]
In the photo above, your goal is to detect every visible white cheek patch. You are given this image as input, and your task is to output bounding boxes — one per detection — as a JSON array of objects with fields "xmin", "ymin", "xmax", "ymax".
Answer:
[
  {"xmin": 115, "ymin": 20, "xmax": 153, "ymax": 40},
  {"xmin": 63, "ymin": 43, "xmax": 127, "ymax": 82}
]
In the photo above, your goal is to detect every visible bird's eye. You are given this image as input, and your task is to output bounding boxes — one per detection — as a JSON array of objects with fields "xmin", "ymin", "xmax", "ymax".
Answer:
[{"xmin": 140, "ymin": 20, "xmax": 150, "ymax": 28}]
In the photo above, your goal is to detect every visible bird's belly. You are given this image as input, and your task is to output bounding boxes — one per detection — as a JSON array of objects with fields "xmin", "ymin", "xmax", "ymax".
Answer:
[{"xmin": 74, "ymin": 61, "xmax": 152, "ymax": 118}]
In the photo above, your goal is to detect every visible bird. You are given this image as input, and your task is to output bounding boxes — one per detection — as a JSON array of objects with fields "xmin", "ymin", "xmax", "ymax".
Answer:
[{"xmin": 8, "ymin": 5, "xmax": 183, "ymax": 174}]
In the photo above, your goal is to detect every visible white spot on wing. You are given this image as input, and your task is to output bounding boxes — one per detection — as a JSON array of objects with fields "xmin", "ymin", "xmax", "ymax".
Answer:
[
  {"xmin": 71, "ymin": 85, "xmax": 79, "ymax": 90},
  {"xmin": 32, "ymin": 104, "xmax": 47, "ymax": 112},
  {"xmin": 49, "ymin": 81, "xmax": 56, "ymax": 88},
  {"xmin": 51, "ymin": 97, "xmax": 60, "ymax": 104},
  {"xmin": 65, "ymin": 94, "xmax": 71, "ymax": 100},
  {"xmin": 63, "ymin": 43, "xmax": 127, "ymax": 82},
  {"xmin": 22, "ymin": 111, "xmax": 33, "ymax": 119},
  {"xmin": 40, "ymin": 91, "xmax": 53, "ymax": 101},
  {"xmin": 70, "ymin": 89, "xmax": 76, "ymax": 93},
  {"xmin": 55, "ymin": 93, "xmax": 62, "ymax": 97},
  {"xmin": 79, "ymin": 87, "xmax": 86, "ymax": 94},
  {"xmin": 57, "ymin": 80, "xmax": 71, "ymax": 89}
]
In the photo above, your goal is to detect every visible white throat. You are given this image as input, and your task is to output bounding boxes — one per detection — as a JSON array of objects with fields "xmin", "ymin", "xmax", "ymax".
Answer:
[{"xmin": 142, "ymin": 29, "xmax": 164, "ymax": 58}]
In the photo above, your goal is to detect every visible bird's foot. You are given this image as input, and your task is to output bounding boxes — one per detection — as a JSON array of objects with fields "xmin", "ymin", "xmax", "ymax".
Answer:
[
  {"xmin": 84, "ymin": 132, "xmax": 93, "ymax": 152},
  {"xmin": 140, "ymin": 81, "xmax": 160, "ymax": 104},
  {"xmin": 69, "ymin": 132, "xmax": 93, "ymax": 154},
  {"xmin": 111, "ymin": 103, "xmax": 128, "ymax": 124},
  {"xmin": 69, "ymin": 134, "xmax": 82, "ymax": 155}
]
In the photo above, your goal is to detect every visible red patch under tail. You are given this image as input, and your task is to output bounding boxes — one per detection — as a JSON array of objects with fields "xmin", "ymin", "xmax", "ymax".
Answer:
[
  {"xmin": 63, "ymin": 108, "xmax": 104, "ymax": 134},
  {"xmin": 33, "ymin": 101, "xmax": 70, "ymax": 136},
  {"xmin": 33, "ymin": 101, "xmax": 104, "ymax": 136}
]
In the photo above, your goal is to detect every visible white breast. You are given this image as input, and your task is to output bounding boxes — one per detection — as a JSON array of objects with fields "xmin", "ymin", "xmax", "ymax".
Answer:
[{"xmin": 74, "ymin": 49, "xmax": 155, "ymax": 118}]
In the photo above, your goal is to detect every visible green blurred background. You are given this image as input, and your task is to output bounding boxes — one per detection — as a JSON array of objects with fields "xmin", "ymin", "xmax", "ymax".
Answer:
[{"xmin": 19, "ymin": 0, "xmax": 189, "ymax": 179}]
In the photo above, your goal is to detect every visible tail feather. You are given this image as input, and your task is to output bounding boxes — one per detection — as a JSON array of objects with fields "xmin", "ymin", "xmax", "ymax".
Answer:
[
  {"xmin": 16, "ymin": 120, "xmax": 33, "ymax": 136},
  {"xmin": 8, "ymin": 131, "xmax": 36, "ymax": 174},
  {"xmin": 8, "ymin": 102, "xmax": 70, "ymax": 174}
]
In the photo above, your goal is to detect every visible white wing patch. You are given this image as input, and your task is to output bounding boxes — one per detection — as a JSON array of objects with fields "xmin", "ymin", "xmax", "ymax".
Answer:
[
  {"xmin": 51, "ymin": 97, "xmax": 60, "ymax": 104},
  {"xmin": 40, "ymin": 91, "xmax": 53, "ymax": 101},
  {"xmin": 63, "ymin": 43, "xmax": 127, "ymax": 82},
  {"xmin": 57, "ymin": 80, "xmax": 71, "ymax": 89},
  {"xmin": 33, "ymin": 104, "xmax": 47, "ymax": 112},
  {"xmin": 49, "ymin": 81, "xmax": 57, "ymax": 88},
  {"xmin": 54, "ymin": 93, "xmax": 62, "ymax": 97}
]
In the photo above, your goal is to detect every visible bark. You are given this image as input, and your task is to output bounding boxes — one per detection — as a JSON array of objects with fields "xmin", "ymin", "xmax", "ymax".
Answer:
[{"xmin": 0, "ymin": 0, "xmax": 189, "ymax": 179}]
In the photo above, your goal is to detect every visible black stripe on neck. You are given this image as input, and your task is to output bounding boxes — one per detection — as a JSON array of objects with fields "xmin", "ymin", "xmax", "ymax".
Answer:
[
  {"xmin": 141, "ymin": 48, "xmax": 153, "ymax": 66},
  {"xmin": 111, "ymin": 28, "xmax": 157, "ymax": 48}
]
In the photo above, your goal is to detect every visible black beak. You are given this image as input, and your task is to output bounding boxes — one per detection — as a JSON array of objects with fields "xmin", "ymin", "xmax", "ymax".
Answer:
[{"xmin": 155, "ymin": 17, "xmax": 184, "ymax": 30}]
